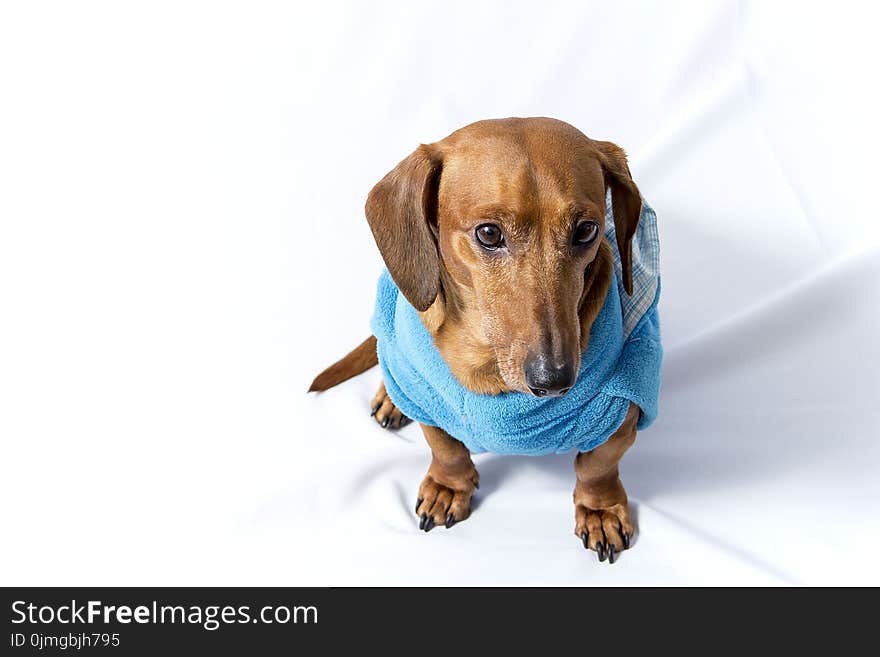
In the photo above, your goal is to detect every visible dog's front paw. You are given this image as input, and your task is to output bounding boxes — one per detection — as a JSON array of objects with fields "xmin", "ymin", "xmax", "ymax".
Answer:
[
  {"xmin": 574, "ymin": 482, "xmax": 634, "ymax": 564},
  {"xmin": 369, "ymin": 382, "xmax": 409, "ymax": 429},
  {"xmin": 415, "ymin": 468, "xmax": 479, "ymax": 532}
]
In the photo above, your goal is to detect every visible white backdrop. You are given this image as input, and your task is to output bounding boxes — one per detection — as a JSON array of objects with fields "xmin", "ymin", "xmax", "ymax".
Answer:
[{"xmin": 1, "ymin": 1, "xmax": 879, "ymax": 586}]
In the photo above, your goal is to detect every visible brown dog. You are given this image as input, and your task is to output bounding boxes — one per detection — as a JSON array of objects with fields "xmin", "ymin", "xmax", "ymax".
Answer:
[{"xmin": 311, "ymin": 117, "xmax": 645, "ymax": 564}]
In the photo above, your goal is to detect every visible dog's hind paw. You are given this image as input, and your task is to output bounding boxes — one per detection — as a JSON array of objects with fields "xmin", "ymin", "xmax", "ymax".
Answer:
[{"xmin": 369, "ymin": 381, "xmax": 410, "ymax": 430}]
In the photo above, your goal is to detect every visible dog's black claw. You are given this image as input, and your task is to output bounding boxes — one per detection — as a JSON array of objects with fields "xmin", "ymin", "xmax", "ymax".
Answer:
[
  {"xmin": 623, "ymin": 532, "xmax": 631, "ymax": 550},
  {"xmin": 445, "ymin": 513, "xmax": 456, "ymax": 529},
  {"xmin": 370, "ymin": 403, "xmax": 381, "ymax": 416},
  {"xmin": 608, "ymin": 545, "xmax": 617, "ymax": 564},
  {"xmin": 423, "ymin": 516, "xmax": 435, "ymax": 532},
  {"xmin": 418, "ymin": 513, "xmax": 427, "ymax": 530},
  {"xmin": 381, "ymin": 417, "xmax": 390, "ymax": 428},
  {"xmin": 597, "ymin": 542, "xmax": 606, "ymax": 562},
  {"xmin": 581, "ymin": 533, "xmax": 589, "ymax": 549},
  {"xmin": 415, "ymin": 498, "xmax": 423, "ymax": 514}
]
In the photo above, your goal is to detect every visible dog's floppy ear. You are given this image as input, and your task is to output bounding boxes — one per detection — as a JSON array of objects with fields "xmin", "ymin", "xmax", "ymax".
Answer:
[
  {"xmin": 365, "ymin": 144, "xmax": 442, "ymax": 311},
  {"xmin": 594, "ymin": 140, "xmax": 641, "ymax": 296}
]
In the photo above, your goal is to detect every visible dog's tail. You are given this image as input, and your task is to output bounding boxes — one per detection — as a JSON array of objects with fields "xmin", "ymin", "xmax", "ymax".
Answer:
[{"xmin": 308, "ymin": 335, "xmax": 378, "ymax": 392}]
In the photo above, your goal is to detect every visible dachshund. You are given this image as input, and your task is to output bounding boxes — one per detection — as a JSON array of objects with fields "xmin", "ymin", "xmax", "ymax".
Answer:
[{"xmin": 310, "ymin": 118, "xmax": 657, "ymax": 564}]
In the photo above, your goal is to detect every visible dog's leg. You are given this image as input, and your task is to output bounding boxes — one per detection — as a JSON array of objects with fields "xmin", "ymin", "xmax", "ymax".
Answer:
[
  {"xmin": 415, "ymin": 424, "xmax": 479, "ymax": 531},
  {"xmin": 369, "ymin": 381, "xmax": 409, "ymax": 429},
  {"xmin": 573, "ymin": 402, "xmax": 639, "ymax": 563}
]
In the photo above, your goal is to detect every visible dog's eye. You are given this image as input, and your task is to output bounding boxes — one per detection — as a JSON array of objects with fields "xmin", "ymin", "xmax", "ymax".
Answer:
[
  {"xmin": 572, "ymin": 221, "xmax": 599, "ymax": 246},
  {"xmin": 475, "ymin": 223, "xmax": 505, "ymax": 249}
]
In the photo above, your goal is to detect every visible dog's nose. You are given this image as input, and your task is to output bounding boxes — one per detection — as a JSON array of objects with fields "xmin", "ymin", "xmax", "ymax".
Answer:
[{"xmin": 524, "ymin": 353, "xmax": 576, "ymax": 398}]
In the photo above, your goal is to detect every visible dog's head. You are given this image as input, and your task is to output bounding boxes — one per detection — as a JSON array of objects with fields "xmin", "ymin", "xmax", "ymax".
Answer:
[{"xmin": 366, "ymin": 118, "xmax": 641, "ymax": 396}]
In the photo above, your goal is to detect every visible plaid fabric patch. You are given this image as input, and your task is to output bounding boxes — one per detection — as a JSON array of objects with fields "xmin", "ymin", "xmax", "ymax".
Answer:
[{"xmin": 604, "ymin": 189, "xmax": 660, "ymax": 338}]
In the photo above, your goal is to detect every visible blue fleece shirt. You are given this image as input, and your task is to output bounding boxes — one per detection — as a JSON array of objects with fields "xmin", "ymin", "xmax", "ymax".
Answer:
[{"xmin": 371, "ymin": 196, "xmax": 662, "ymax": 456}]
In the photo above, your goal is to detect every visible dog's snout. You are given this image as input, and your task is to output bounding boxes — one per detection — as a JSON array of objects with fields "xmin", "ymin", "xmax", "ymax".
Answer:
[{"xmin": 524, "ymin": 353, "xmax": 576, "ymax": 398}]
